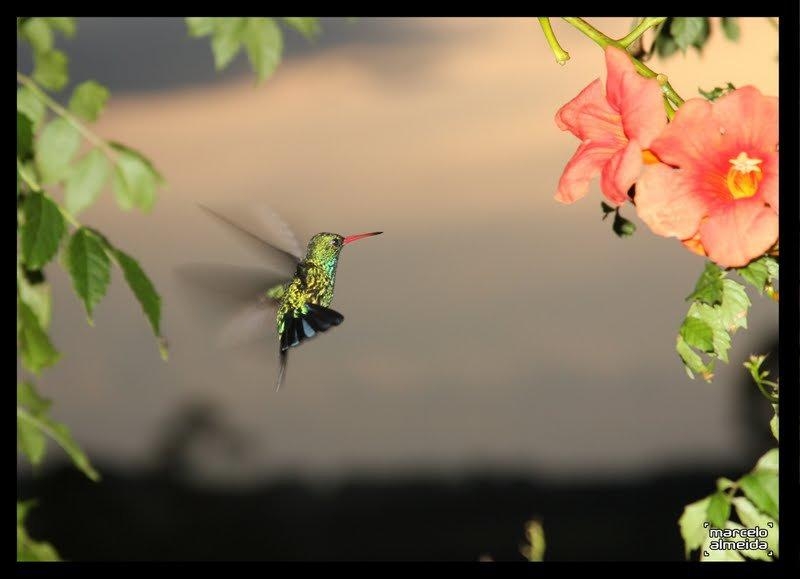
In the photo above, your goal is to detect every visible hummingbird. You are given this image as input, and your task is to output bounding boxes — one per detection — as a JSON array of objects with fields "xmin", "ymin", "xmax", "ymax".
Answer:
[{"xmin": 181, "ymin": 204, "xmax": 382, "ymax": 391}]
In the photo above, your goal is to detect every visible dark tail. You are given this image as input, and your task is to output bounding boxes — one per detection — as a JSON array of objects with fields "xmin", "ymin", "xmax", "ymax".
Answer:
[{"xmin": 275, "ymin": 304, "xmax": 344, "ymax": 391}]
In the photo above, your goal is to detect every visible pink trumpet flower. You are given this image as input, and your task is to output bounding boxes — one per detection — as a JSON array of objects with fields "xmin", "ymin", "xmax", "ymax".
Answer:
[
  {"xmin": 634, "ymin": 86, "xmax": 778, "ymax": 268},
  {"xmin": 555, "ymin": 46, "xmax": 666, "ymax": 206}
]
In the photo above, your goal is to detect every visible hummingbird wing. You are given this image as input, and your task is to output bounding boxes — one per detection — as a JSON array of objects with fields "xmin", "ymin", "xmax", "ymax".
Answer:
[
  {"xmin": 197, "ymin": 203, "xmax": 302, "ymax": 274},
  {"xmin": 275, "ymin": 304, "xmax": 345, "ymax": 392},
  {"xmin": 173, "ymin": 263, "xmax": 289, "ymax": 349}
]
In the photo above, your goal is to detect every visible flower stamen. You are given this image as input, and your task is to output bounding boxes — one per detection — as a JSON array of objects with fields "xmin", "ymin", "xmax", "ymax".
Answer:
[{"xmin": 727, "ymin": 152, "xmax": 763, "ymax": 199}]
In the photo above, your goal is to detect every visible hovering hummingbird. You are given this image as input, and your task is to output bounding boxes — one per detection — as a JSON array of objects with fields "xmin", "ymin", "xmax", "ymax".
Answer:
[{"xmin": 181, "ymin": 205, "xmax": 382, "ymax": 391}]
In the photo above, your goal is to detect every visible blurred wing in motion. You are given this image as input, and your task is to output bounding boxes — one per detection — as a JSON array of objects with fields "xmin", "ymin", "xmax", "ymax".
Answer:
[
  {"xmin": 174, "ymin": 263, "xmax": 289, "ymax": 349},
  {"xmin": 197, "ymin": 203, "xmax": 304, "ymax": 273}
]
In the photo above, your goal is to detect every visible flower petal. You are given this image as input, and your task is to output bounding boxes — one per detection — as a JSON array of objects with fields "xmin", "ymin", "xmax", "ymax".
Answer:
[
  {"xmin": 555, "ymin": 141, "xmax": 616, "ymax": 204},
  {"xmin": 713, "ymin": 86, "xmax": 778, "ymax": 153},
  {"xmin": 760, "ymin": 158, "xmax": 779, "ymax": 211},
  {"xmin": 604, "ymin": 47, "xmax": 666, "ymax": 146},
  {"xmin": 634, "ymin": 163, "xmax": 710, "ymax": 239},
  {"xmin": 699, "ymin": 198, "xmax": 779, "ymax": 267},
  {"xmin": 600, "ymin": 140, "xmax": 643, "ymax": 206},
  {"xmin": 650, "ymin": 98, "xmax": 725, "ymax": 170},
  {"xmin": 555, "ymin": 79, "xmax": 624, "ymax": 142}
]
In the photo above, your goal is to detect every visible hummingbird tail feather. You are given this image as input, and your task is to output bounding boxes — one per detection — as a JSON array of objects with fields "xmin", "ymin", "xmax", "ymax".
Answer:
[
  {"xmin": 275, "ymin": 349, "xmax": 288, "ymax": 391},
  {"xmin": 276, "ymin": 305, "xmax": 344, "ymax": 390}
]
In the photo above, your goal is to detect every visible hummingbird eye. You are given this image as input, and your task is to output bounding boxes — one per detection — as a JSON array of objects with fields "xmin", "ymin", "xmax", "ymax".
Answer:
[{"xmin": 331, "ymin": 238, "xmax": 341, "ymax": 247}]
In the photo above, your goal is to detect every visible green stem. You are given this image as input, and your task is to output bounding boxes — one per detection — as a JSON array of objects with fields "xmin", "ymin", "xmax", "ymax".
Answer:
[
  {"xmin": 537, "ymin": 17, "xmax": 570, "ymax": 64},
  {"xmin": 618, "ymin": 17, "xmax": 667, "ymax": 48},
  {"xmin": 16, "ymin": 72, "xmax": 118, "ymax": 163},
  {"xmin": 561, "ymin": 17, "xmax": 685, "ymax": 108}
]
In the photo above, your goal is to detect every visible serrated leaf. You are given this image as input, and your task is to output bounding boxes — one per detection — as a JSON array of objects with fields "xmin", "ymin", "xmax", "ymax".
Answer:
[
  {"xmin": 21, "ymin": 18, "xmax": 54, "ymax": 53},
  {"xmin": 17, "ymin": 407, "xmax": 100, "ymax": 481},
  {"xmin": 676, "ymin": 335, "xmax": 713, "ymax": 381},
  {"xmin": 186, "ymin": 17, "xmax": 216, "ymax": 37},
  {"xmin": 68, "ymin": 80, "xmax": 110, "ymax": 122},
  {"xmin": 36, "ymin": 117, "xmax": 81, "ymax": 184},
  {"xmin": 18, "ymin": 297, "xmax": 60, "ymax": 373},
  {"xmin": 717, "ymin": 279, "xmax": 750, "ymax": 332},
  {"xmin": 679, "ymin": 316, "xmax": 714, "ymax": 353},
  {"xmin": 243, "ymin": 18, "xmax": 283, "ymax": 82},
  {"xmin": 17, "ymin": 383, "xmax": 51, "ymax": 464},
  {"xmin": 720, "ymin": 17, "xmax": 740, "ymax": 41},
  {"xmin": 754, "ymin": 448, "xmax": 778, "ymax": 475},
  {"xmin": 18, "ymin": 112, "xmax": 34, "ymax": 160},
  {"xmin": 687, "ymin": 302, "xmax": 731, "ymax": 362},
  {"xmin": 282, "ymin": 17, "xmax": 321, "ymax": 40},
  {"xmin": 21, "ymin": 192, "xmax": 65, "ymax": 269},
  {"xmin": 679, "ymin": 496, "xmax": 710, "ymax": 558},
  {"xmin": 67, "ymin": 228, "xmax": 111, "ymax": 322},
  {"xmin": 736, "ymin": 256, "xmax": 778, "ymax": 294},
  {"xmin": 65, "ymin": 148, "xmax": 110, "ymax": 215},
  {"xmin": 739, "ymin": 472, "xmax": 778, "ymax": 519},
  {"xmin": 17, "ymin": 86, "xmax": 47, "ymax": 129},
  {"xmin": 732, "ymin": 497, "xmax": 778, "ymax": 558},
  {"xmin": 44, "ymin": 17, "xmax": 76, "ymax": 37},
  {"xmin": 687, "ymin": 261, "xmax": 724, "ymax": 305},
  {"xmin": 211, "ymin": 17, "xmax": 245, "ymax": 70},
  {"xmin": 111, "ymin": 148, "xmax": 161, "ymax": 212},
  {"xmin": 670, "ymin": 17, "xmax": 709, "ymax": 52},
  {"xmin": 33, "ymin": 49, "xmax": 69, "ymax": 92},
  {"xmin": 706, "ymin": 491, "xmax": 731, "ymax": 528},
  {"xmin": 113, "ymin": 248, "xmax": 166, "ymax": 357}
]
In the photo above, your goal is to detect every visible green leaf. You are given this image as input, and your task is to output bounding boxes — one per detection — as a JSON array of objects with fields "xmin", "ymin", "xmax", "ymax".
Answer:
[
  {"xmin": 21, "ymin": 18, "xmax": 54, "ymax": 53},
  {"xmin": 720, "ymin": 17, "xmax": 740, "ymax": 41},
  {"xmin": 754, "ymin": 448, "xmax": 778, "ymax": 475},
  {"xmin": 44, "ymin": 17, "xmax": 76, "ymax": 37},
  {"xmin": 243, "ymin": 18, "xmax": 283, "ymax": 82},
  {"xmin": 698, "ymin": 82, "xmax": 736, "ymax": 102},
  {"xmin": 282, "ymin": 17, "xmax": 321, "ymax": 40},
  {"xmin": 520, "ymin": 519, "xmax": 546, "ymax": 562},
  {"xmin": 770, "ymin": 406, "xmax": 778, "ymax": 441},
  {"xmin": 717, "ymin": 279, "xmax": 750, "ymax": 332},
  {"xmin": 679, "ymin": 496, "xmax": 710, "ymax": 558},
  {"xmin": 612, "ymin": 211, "xmax": 636, "ymax": 237},
  {"xmin": 670, "ymin": 17, "xmax": 708, "ymax": 51},
  {"xmin": 654, "ymin": 30, "xmax": 678, "ymax": 58},
  {"xmin": 739, "ymin": 472, "xmax": 778, "ymax": 519},
  {"xmin": 17, "ymin": 407, "xmax": 100, "ymax": 481},
  {"xmin": 676, "ymin": 335, "xmax": 712, "ymax": 381},
  {"xmin": 67, "ymin": 228, "xmax": 112, "ymax": 322},
  {"xmin": 18, "ymin": 297, "xmax": 60, "ymax": 373},
  {"xmin": 17, "ymin": 86, "xmax": 47, "ymax": 129},
  {"xmin": 113, "ymin": 248, "xmax": 167, "ymax": 358},
  {"xmin": 18, "ymin": 267, "xmax": 52, "ymax": 329},
  {"xmin": 706, "ymin": 491, "xmax": 731, "ymax": 528},
  {"xmin": 110, "ymin": 145, "xmax": 163, "ymax": 212},
  {"xmin": 186, "ymin": 17, "xmax": 216, "ymax": 37},
  {"xmin": 68, "ymin": 80, "xmax": 110, "ymax": 122},
  {"xmin": 211, "ymin": 17, "xmax": 246, "ymax": 70},
  {"xmin": 65, "ymin": 148, "xmax": 110, "ymax": 215},
  {"xmin": 732, "ymin": 497, "xmax": 778, "ymax": 558},
  {"xmin": 17, "ymin": 383, "xmax": 51, "ymax": 464},
  {"xmin": 686, "ymin": 262, "xmax": 724, "ymax": 305},
  {"xmin": 716, "ymin": 477, "xmax": 735, "ymax": 492},
  {"xmin": 679, "ymin": 317, "xmax": 714, "ymax": 353},
  {"xmin": 36, "ymin": 117, "xmax": 81, "ymax": 184},
  {"xmin": 700, "ymin": 523, "xmax": 745, "ymax": 561},
  {"xmin": 33, "ymin": 49, "xmax": 69, "ymax": 92},
  {"xmin": 600, "ymin": 201, "xmax": 615, "ymax": 218},
  {"xmin": 18, "ymin": 112, "xmax": 34, "ymax": 160},
  {"xmin": 687, "ymin": 303, "xmax": 731, "ymax": 362},
  {"xmin": 736, "ymin": 256, "xmax": 778, "ymax": 294},
  {"xmin": 17, "ymin": 502, "xmax": 61, "ymax": 562},
  {"xmin": 21, "ymin": 192, "xmax": 65, "ymax": 269}
]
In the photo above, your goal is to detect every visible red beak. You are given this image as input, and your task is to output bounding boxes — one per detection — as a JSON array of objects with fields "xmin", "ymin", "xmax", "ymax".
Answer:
[{"xmin": 342, "ymin": 231, "xmax": 382, "ymax": 245}]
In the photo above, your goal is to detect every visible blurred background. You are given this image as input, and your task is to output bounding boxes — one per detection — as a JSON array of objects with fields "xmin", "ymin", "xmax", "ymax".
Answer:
[{"xmin": 17, "ymin": 17, "xmax": 779, "ymax": 560}]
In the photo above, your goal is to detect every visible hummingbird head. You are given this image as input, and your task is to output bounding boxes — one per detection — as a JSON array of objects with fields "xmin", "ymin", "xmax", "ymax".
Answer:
[{"xmin": 306, "ymin": 231, "xmax": 382, "ymax": 270}]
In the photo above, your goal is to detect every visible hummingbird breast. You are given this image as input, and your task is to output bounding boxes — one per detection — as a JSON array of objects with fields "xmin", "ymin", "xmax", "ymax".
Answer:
[{"xmin": 276, "ymin": 261, "xmax": 336, "ymax": 335}]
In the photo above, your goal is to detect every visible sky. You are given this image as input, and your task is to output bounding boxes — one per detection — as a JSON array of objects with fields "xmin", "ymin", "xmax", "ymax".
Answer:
[{"xmin": 19, "ymin": 17, "xmax": 780, "ymax": 485}]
